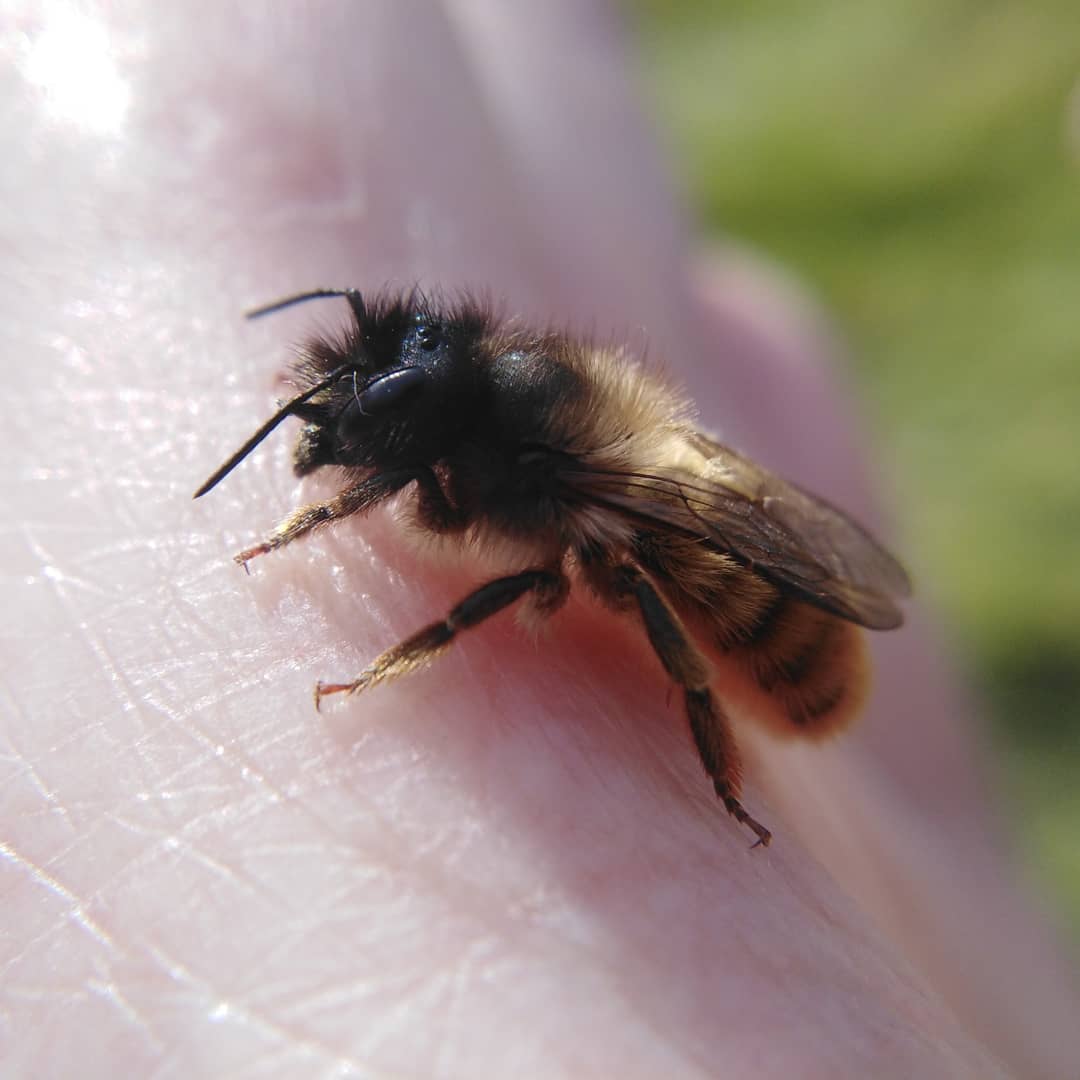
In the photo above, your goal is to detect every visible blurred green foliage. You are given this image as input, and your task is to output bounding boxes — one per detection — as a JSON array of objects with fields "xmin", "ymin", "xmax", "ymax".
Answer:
[{"xmin": 629, "ymin": 0, "xmax": 1080, "ymax": 933}]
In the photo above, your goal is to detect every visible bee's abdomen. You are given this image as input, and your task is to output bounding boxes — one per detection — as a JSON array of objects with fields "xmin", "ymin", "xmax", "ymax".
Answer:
[{"xmin": 726, "ymin": 592, "xmax": 863, "ymax": 734}]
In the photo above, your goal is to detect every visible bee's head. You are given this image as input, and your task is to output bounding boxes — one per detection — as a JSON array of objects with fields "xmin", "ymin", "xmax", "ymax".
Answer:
[
  {"xmin": 290, "ymin": 297, "xmax": 491, "ymax": 476},
  {"xmin": 194, "ymin": 290, "xmax": 490, "ymax": 498}
]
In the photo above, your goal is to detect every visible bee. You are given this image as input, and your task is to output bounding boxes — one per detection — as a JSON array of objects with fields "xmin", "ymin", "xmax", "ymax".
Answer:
[{"xmin": 195, "ymin": 288, "xmax": 911, "ymax": 847}]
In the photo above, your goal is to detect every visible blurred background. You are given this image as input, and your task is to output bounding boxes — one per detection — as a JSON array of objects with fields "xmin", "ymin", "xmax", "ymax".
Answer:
[{"xmin": 628, "ymin": 0, "xmax": 1080, "ymax": 937}]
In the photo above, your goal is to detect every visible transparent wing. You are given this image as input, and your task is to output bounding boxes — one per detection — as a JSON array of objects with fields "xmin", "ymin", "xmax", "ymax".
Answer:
[{"xmin": 573, "ymin": 431, "xmax": 911, "ymax": 630}]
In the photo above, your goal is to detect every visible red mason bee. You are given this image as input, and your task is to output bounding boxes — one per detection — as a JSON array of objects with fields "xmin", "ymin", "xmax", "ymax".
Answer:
[{"xmin": 196, "ymin": 289, "xmax": 910, "ymax": 846}]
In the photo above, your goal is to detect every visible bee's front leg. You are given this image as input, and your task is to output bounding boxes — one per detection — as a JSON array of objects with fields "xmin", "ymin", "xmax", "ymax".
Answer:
[{"xmin": 233, "ymin": 470, "xmax": 417, "ymax": 569}]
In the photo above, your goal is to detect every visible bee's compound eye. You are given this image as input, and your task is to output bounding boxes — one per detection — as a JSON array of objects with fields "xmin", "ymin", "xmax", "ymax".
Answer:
[{"xmin": 357, "ymin": 367, "xmax": 428, "ymax": 416}]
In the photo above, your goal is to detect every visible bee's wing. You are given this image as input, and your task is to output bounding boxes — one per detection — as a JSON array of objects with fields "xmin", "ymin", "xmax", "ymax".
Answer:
[{"xmin": 581, "ymin": 431, "xmax": 911, "ymax": 630}]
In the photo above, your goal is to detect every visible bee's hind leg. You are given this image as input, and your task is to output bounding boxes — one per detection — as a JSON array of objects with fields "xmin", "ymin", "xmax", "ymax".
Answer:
[
  {"xmin": 616, "ymin": 564, "xmax": 772, "ymax": 848},
  {"xmin": 315, "ymin": 567, "xmax": 568, "ymax": 709}
]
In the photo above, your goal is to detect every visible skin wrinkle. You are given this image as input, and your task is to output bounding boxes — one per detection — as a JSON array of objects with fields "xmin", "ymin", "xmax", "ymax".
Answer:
[
  {"xmin": 429, "ymin": 936, "xmax": 502, "ymax": 1078},
  {"xmin": 121, "ymin": 817, "xmax": 287, "ymax": 912},
  {"xmin": 140, "ymin": 943, "xmax": 378, "ymax": 1079},
  {"xmin": 1, "ymin": 697, "xmax": 72, "ymax": 827},
  {"xmin": 221, "ymin": 708, "xmax": 786, "ymax": 1071},
  {"xmin": 84, "ymin": 977, "xmax": 161, "ymax": 1053},
  {"xmin": 24, "ymin": 697, "xmax": 349, "ymax": 934},
  {"xmin": 120, "ymin": 665, "xmax": 630, "ymax": 993},
  {"xmin": 10, "ymin": 741, "xmax": 328, "ymax": 984},
  {"xmin": 0, "ymin": 846, "xmax": 115, "ymax": 955}
]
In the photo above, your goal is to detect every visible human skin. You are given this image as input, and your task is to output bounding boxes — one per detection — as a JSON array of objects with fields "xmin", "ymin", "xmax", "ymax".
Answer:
[{"xmin": 3, "ymin": 3, "xmax": 1079, "ymax": 1077}]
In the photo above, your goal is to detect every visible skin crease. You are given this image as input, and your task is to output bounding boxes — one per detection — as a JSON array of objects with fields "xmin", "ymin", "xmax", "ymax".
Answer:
[{"xmin": 2, "ymin": 3, "xmax": 1078, "ymax": 1077}]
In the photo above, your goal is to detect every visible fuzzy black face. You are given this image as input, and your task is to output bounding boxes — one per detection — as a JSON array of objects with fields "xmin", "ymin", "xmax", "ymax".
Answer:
[
  {"xmin": 290, "ymin": 295, "xmax": 492, "ymax": 476},
  {"xmin": 191, "ymin": 290, "xmax": 495, "ymax": 499}
]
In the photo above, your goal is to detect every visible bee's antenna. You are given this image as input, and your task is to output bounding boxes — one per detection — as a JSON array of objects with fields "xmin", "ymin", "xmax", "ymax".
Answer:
[
  {"xmin": 193, "ymin": 363, "xmax": 355, "ymax": 498},
  {"xmin": 245, "ymin": 288, "xmax": 366, "ymax": 325},
  {"xmin": 194, "ymin": 290, "xmax": 370, "ymax": 499}
]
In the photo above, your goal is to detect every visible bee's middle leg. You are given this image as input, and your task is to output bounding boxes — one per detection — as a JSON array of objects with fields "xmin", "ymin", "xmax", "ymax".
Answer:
[
  {"xmin": 617, "ymin": 564, "xmax": 772, "ymax": 848},
  {"xmin": 315, "ymin": 568, "xmax": 568, "ymax": 708}
]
